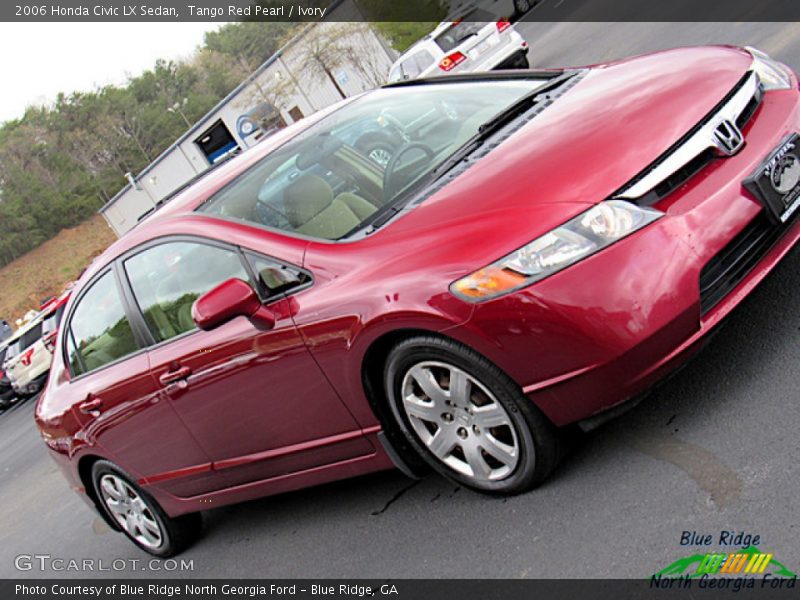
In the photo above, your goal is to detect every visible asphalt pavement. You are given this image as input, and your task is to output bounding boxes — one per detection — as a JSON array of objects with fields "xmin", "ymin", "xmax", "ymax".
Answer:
[{"xmin": 0, "ymin": 19, "xmax": 799, "ymax": 579}]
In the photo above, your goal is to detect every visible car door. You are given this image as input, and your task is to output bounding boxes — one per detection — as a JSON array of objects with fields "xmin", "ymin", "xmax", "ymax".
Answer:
[
  {"xmin": 63, "ymin": 268, "xmax": 211, "ymax": 494},
  {"xmin": 121, "ymin": 237, "xmax": 372, "ymax": 491}
]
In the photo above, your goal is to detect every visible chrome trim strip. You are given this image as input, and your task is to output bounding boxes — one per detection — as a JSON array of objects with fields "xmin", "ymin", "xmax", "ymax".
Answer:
[{"xmin": 615, "ymin": 71, "xmax": 760, "ymax": 200}]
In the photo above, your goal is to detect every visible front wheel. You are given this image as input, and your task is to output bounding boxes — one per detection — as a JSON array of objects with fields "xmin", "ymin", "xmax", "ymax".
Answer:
[
  {"xmin": 384, "ymin": 336, "xmax": 559, "ymax": 494},
  {"xmin": 92, "ymin": 460, "xmax": 200, "ymax": 556}
]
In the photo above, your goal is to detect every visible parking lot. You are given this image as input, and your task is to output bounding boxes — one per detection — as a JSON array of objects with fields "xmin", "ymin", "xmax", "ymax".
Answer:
[{"xmin": 1, "ymin": 20, "xmax": 799, "ymax": 579}]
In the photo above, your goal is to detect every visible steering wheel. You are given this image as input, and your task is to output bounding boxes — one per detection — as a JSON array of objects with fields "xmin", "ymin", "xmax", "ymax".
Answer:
[{"xmin": 383, "ymin": 142, "xmax": 436, "ymax": 199}]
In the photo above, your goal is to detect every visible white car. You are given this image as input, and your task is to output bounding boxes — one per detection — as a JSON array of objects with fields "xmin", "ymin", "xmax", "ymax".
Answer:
[
  {"xmin": 3, "ymin": 294, "xmax": 68, "ymax": 396},
  {"xmin": 0, "ymin": 341, "xmax": 16, "ymax": 408},
  {"xmin": 387, "ymin": 6, "xmax": 529, "ymax": 83},
  {"xmin": 450, "ymin": 0, "xmax": 542, "ymax": 20}
]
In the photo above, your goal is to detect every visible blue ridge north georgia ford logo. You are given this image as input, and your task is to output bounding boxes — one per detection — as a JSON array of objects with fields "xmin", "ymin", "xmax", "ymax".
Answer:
[{"xmin": 770, "ymin": 152, "xmax": 800, "ymax": 194}]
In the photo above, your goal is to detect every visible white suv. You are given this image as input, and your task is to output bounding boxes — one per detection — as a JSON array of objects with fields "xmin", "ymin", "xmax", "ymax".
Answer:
[
  {"xmin": 3, "ymin": 295, "xmax": 68, "ymax": 396},
  {"xmin": 388, "ymin": 7, "xmax": 529, "ymax": 83}
]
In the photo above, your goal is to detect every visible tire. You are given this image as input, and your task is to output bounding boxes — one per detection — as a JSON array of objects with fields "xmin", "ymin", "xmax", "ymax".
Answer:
[
  {"xmin": 384, "ymin": 336, "xmax": 559, "ymax": 495},
  {"xmin": 0, "ymin": 391, "xmax": 14, "ymax": 409},
  {"xmin": 91, "ymin": 460, "xmax": 201, "ymax": 557},
  {"xmin": 514, "ymin": 0, "xmax": 531, "ymax": 14}
]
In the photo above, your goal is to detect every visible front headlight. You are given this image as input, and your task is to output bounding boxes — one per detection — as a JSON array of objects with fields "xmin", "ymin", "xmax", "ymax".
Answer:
[
  {"xmin": 450, "ymin": 200, "xmax": 663, "ymax": 301},
  {"xmin": 747, "ymin": 47, "xmax": 792, "ymax": 91}
]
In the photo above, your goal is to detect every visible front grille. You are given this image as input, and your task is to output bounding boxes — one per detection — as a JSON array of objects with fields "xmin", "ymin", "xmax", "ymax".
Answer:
[
  {"xmin": 699, "ymin": 210, "xmax": 798, "ymax": 314},
  {"xmin": 635, "ymin": 148, "xmax": 716, "ymax": 207},
  {"xmin": 736, "ymin": 92, "xmax": 761, "ymax": 130},
  {"xmin": 615, "ymin": 71, "xmax": 763, "ymax": 205}
]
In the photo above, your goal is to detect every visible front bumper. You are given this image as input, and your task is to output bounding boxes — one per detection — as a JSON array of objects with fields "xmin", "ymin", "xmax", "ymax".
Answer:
[
  {"xmin": 11, "ymin": 371, "xmax": 48, "ymax": 396},
  {"xmin": 493, "ymin": 47, "xmax": 530, "ymax": 70},
  {"xmin": 449, "ymin": 84, "xmax": 800, "ymax": 426}
]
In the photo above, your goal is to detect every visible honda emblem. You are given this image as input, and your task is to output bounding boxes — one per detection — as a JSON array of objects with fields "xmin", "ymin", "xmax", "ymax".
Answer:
[{"xmin": 712, "ymin": 119, "xmax": 745, "ymax": 156}]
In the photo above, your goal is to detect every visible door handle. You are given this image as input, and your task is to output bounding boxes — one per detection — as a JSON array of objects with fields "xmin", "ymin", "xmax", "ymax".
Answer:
[
  {"xmin": 78, "ymin": 397, "xmax": 102, "ymax": 415},
  {"xmin": 159, "ymin": 366, "xmax": 192, "ymax": 386}
]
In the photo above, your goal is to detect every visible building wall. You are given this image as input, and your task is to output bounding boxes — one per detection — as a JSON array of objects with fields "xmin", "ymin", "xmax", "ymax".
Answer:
[
  {"xmin": 100, "ymin": 3, "xmax": 396, "ymax": 237},
  {"xmin": 101, "ymin": 186, "xmax": 156, "ymax": 236},
  {"xmin": 139, "ymin": 146, "xmax": 202, "ymax": 202}
]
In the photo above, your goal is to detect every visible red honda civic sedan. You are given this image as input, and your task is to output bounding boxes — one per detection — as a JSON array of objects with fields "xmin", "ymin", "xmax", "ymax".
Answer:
[{"xmin": 36, "ymin": 45, "xmax": 800, "ymax": 556}]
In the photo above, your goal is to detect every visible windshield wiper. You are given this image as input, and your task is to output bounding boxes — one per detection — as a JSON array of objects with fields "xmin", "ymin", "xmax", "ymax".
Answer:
[
  {"xmin": 421, "ymin": 70, "xmax": 578, "ymax": 182},
  {"xmin": 476, "ymin": 70, "xmax": 577, "ymax": 139},
  {"xmin": 421, "ymin": 71, "xmax": 577, "ymax": 184}
]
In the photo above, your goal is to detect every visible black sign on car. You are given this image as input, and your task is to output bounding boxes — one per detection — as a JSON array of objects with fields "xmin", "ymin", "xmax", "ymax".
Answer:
[{"xmin": 744, "ymin": 133, "xmax": 800, "ymax": 223}]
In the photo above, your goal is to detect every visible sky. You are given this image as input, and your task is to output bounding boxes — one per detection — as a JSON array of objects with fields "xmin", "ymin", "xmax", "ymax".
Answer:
[{"xmin": 0, "ymin": 22, "xmax": 221, "ymax": 124}]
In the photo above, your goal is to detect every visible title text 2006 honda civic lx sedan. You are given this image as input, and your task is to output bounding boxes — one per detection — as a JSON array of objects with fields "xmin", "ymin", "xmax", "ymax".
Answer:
[{"xmin": 36, "ymin": 46, "xmax": 800, "ymax": 555}]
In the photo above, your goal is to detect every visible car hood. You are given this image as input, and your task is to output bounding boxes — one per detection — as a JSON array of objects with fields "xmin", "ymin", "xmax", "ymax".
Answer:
[{"xmin": 380, "ymin": 46, "xmax": 753, "ymax": 255}]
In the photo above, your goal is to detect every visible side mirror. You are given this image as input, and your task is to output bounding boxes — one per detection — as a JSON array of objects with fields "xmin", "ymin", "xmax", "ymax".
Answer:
[{"xmin": 191, "ymin": 278, "xmax": 276, "ymax": 332}]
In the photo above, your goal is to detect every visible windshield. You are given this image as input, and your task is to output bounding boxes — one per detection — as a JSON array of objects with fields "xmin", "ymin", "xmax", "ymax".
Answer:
[{"xmin": 197, "ymin": 79, "xmax": 544, "ymax": 240}]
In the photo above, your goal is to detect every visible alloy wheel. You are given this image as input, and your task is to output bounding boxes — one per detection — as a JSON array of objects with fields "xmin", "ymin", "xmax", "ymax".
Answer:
[
  {"xmin": 514, "ymin": 0, "xmax": 532, "ymax": 13},
  {"xmin": 400, "ymin": 361, "xmax": 521, "ymax": 482},
  {"xmin": 99, "ymin": 473, "xmax": 163, "ymax": 550}
]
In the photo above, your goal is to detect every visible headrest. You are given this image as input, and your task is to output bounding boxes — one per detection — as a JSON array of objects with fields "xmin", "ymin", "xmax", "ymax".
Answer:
[{"xmin": 283, "ymin": 174, "xmax": 334, "ymax": 227}]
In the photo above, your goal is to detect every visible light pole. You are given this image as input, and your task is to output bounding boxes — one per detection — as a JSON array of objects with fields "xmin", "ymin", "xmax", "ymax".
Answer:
[{"xmin": 167, "ymin": 98, "xmax": 191, "ymax": 127}]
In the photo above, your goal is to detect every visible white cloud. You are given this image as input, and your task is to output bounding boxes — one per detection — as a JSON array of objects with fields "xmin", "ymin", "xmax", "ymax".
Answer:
[{"xmin": 0, "ymin": 22, "xmax": 220, "ymax": 123}]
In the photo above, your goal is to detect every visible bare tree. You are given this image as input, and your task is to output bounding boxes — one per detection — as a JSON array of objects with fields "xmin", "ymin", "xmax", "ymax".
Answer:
[
  {"xmin": 291, "ymin": 23, "xmax": 353, "ymax": 99},
  {"xmin": 337, "ymin": 23, "xmax": 394, "ymax": 89}
]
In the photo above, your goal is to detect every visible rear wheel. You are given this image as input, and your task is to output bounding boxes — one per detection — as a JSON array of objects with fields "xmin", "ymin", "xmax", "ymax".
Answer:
[
  {"xmin": 384, "ymin": 336, "xmax": 559, "ymax": 494},
  {"xmin": 92, "ymin": 460, "xmax": 200, "ymax": 556}
]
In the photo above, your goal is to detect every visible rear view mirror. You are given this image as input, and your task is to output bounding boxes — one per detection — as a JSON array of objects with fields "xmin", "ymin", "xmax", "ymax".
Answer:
[{"xmin": 191, "ymin": 278, "xmax": 275, "ymax": 332}]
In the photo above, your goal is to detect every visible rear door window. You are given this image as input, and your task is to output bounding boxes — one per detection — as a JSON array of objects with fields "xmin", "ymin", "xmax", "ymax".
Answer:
[{"xmin": 68, "ymin": 272, "xmax": 138, "ymax": 376}]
